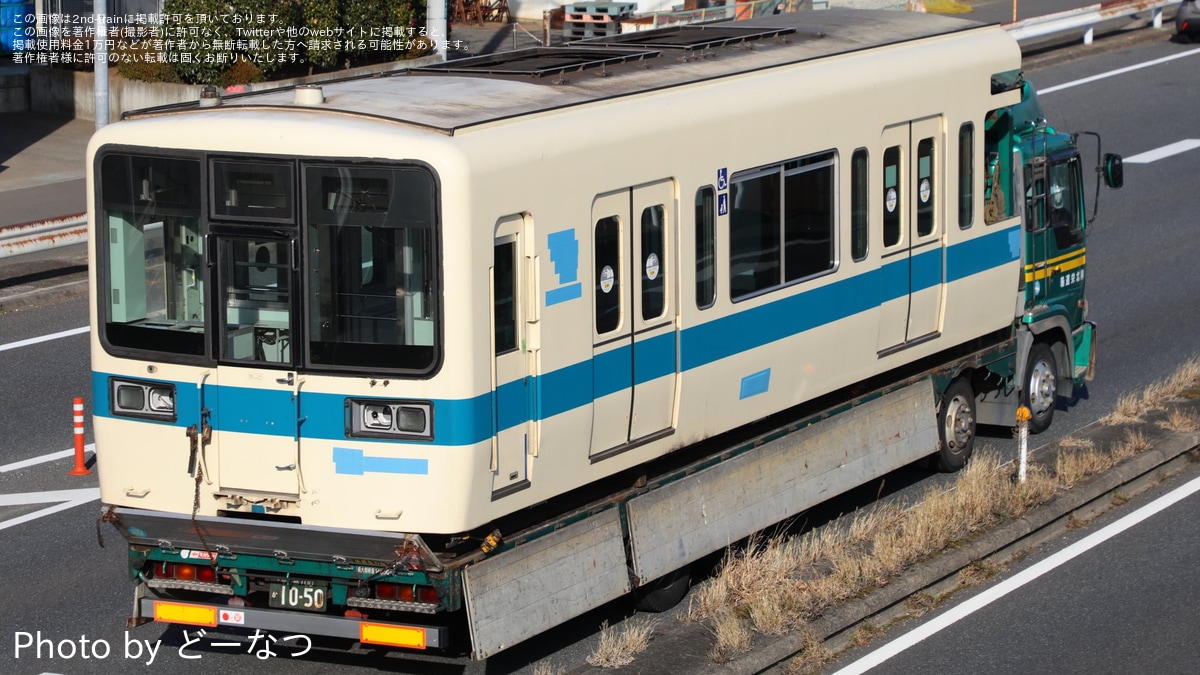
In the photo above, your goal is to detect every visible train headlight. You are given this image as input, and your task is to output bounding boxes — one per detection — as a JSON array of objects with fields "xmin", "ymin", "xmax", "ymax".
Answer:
[
  {"xmin": 110, "ymin": 378, "xmax": 177, "ymax": 422},
  {"xmin": 347, "ymin": 399, "xmax": 433, "ymax": 440}
]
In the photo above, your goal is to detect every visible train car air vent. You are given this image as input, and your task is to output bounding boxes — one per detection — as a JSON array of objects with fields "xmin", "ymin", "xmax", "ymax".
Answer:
[
  {"xmin": 571, "ymin": 24, "xmax": 798, "ymax": 51},
  {"xmin": 410, "ymin": 48, "xmax": 662, "ymax": 78}
]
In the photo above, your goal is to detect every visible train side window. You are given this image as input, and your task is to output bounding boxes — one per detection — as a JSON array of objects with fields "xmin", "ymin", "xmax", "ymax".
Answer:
[
  {"xmin": 494, "ymin": 240, "xmax": 517, "ymax": 354},
  {"xmin": 695, "ymin": 186, "xmax": 716, "ymax": 309},
  {"xmin": 729, "ymin": 168, "xmax": 781, "ymax": 299},
  {"xmin": 916, "ymin": 138, "xmax": 935, "ymax": 237},
  {"xmin": 641, "ymin": 205, "xmax": 666, "ymax": 321},
  {"xmin": 958, "ymin": 123, "xmax": 974, "ymax": 229},
  {"xmin": 595, "ymin": 216, "xmax": 621, "ymax": 334},
  {"xmin": 883, "ymin": 145, "xmax": 901, "ymax": 247},
  {"xmin": 851, "ymin": 148, "xmax": 868, "ymax": 262},
  {"xmin": 783, "ymin": 154, "xmax": 836, "ymax": 282}
]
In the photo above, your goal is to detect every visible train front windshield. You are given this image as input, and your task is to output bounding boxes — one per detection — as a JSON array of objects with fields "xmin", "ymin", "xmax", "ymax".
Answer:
[{"xmin": 97, "ymin": 152, "xmax": 441, "ymax": 374}]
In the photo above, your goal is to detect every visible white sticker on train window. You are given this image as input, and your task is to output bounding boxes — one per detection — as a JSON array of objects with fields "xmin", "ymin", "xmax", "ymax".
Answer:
[
  {"xmin": 645, "ymin": 253, "xmax": 660, "ymax": 281},
  {"xmin": 600, "ymin": 265, "xmax": 615, "ymax": 293},
  {"xmin": 886, "ymin": 187, "xmax": 898, "ymax": 213},
  {"xmin": 920, "ymin": 178, "xmax": 931, "ymax": 203}
]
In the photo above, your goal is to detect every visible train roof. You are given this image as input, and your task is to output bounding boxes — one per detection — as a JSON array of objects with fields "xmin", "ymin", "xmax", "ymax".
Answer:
[{"xmin": 125, "ymin": 10, "xmax": 1006, "ymax": 134}]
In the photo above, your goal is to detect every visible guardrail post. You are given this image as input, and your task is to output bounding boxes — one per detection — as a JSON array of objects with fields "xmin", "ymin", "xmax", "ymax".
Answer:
[
  {"xmin": 1153, "ymin": 7, "xmax": 1163, "ymax": 28},
  {"xmin": 1083, "ymin": 25, "xmax": 1094, "ymax": 45}
]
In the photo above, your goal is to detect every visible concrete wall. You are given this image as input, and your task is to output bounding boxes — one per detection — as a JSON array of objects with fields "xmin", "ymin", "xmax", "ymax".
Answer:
[{"xmin": 0, "ymin": 68, "xmax": 29, "ymax": 112}]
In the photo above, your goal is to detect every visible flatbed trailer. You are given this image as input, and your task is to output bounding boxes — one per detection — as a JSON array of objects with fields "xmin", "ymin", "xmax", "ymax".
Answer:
[{"xmin": 112, "ymin": 331, "xmax": 1027, "ymax": 657}]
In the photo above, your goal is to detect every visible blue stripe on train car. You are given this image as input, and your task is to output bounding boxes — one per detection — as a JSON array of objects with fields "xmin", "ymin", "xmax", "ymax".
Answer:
[{"xmin": 91, "ymin": 225, "xmax": 1020, "ymax": 446}]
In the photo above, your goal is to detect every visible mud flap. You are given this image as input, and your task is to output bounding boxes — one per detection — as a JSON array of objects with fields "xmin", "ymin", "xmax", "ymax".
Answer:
[
  {"xmin": 625, "ymin": 380, "xmax": 938, "ymax": 585},
  {"xmin": 463, "ymin": 508, "xmax": 630, "ymax": 659}
]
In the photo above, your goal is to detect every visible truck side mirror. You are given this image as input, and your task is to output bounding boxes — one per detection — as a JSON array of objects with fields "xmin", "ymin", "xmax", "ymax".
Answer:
[{"xmin": 1102, "ymin": 153, "xmax": 1123, "ymax": 189}]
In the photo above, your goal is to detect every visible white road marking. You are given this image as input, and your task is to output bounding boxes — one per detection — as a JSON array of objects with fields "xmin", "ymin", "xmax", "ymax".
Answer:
[
  {"xmin": 0, "ymin": 487, "xmax": 100, "ymax": 506},
  {"xmin": 0, "ymin": 325, "xmax": 89, "ymax": 352},
  {"xmin": 1123, "ymin": 139, "xmax": 1200, "ymax": 164},
  {"xmin": 1038, "ymin": 47, "xmax": 1200, "ymax": 95},
  {"xmin": 0, "ymin": 488, "xmax": 100, "ymax": 532},
  {"xmin": 0, "ymin": 445, "xmax": 94, "ymax": 473},
  {"xmin": 830, "ymin": 472, "xmax": 1200, "ymax": 675}
]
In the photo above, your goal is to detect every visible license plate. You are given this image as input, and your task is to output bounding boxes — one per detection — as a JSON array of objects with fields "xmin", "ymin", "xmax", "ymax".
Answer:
[{"xmin": 268, "ymin": 581, "xmax": 329, "ymax": 612}]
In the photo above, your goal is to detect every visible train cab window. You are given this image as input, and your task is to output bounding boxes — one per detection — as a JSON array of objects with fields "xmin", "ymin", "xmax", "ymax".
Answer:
[
  {"xmin": 595, "ymin": 216, "xmax": 622, "ymax": 334},
  {"xmin": 98, "ymin": 153, "xmax": 206, "ymax": 358},
  {"xmin": 304, "ymin": 164, "xmax": 439, "ymax": 373},
  {"xmin": 916, "ymin": 138, "xmax": 936, "ymax": 237},
  {"xmin": 851, "ymin": 149, "xmax": 868, "ymax": 262},
  {"xmin": 218, "ymin": 238, "xmax": 292, "ymax": 365},
  {"xmin": 958, "ymin": 123, "xmax": 975, "ymax": 229},
  {"xmin": 211, "ymin": 160, "xmax": 293, "ymax": 221},
  {"xmin": 883, "ymin": 146, "xmax": 901, "ymax": 247},
  {"xmin": 695, "ymin": 186, "xmax": 716, "ymax": 309},
  {"xmin": 494, "ymin": 240, "xmax": 517, "ymax": 354},
  {"xmin": 641, "ymin": 205, "xmax": 666, "ymax": 321}
]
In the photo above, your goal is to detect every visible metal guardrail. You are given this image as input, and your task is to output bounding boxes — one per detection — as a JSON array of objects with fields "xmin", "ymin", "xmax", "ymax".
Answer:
[
  {"xmin": 0, "ymin": 214, "xmax": 87, "ymax": 259},
  {"xmin": 1007, "ymin": 0, "xmax": 1172, "ymax": 45},
  {"xmin": 0, "ymin": 0, "xmax": 1177, "ymax": 259}
]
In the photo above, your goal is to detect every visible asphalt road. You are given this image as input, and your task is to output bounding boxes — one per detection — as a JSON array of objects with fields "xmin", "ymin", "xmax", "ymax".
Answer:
[
  {"xmin": 823, "ymin": 458, "xmax": 1200, "ymax": 675},
  {"xmin": 1, "ymin": 23, "xmax": 1199, "ymax": 675}
]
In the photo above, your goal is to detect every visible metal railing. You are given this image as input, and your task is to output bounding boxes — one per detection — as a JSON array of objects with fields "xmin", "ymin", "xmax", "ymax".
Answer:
[
  {"xmin": 1007, "ymin": 0, "xmax": 1171, "ymax": 45},
  {"xmin": 0, "ymin": 214, "xmax": 87, "ymax": 259},
  {"xmin": 0, "ymin": 0, "xmax": 1177, "ymax": 259}
]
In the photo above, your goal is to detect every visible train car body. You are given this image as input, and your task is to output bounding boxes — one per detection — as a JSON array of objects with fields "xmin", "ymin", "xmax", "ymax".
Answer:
[{"xmin": 90, "ymin": 10, "xmax": 1119, "ymax": 657}]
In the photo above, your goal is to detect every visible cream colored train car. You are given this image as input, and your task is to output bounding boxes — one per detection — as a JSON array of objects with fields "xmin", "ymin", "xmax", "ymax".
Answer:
[{"xmin": 92, "ymin": 12, "xmax": 1024, "ymax": 548}]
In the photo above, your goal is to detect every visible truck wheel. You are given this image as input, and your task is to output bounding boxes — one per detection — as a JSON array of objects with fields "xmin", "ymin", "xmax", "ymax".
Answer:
[
  {"xmin": 634, "ymin": 566, "xmax": 691, "ymax": 613},
  {"xmin": 1022, "ymin": 342, "xmax": 1057, "ymax": 434},
  {"xmin": 935, "ymin": 378, "xmax": 976, "ymax": 472}
]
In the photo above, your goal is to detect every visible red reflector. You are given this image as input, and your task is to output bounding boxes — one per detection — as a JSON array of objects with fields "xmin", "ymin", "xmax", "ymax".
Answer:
[
  {"xmin": 398, "ymin": 585, "xmax": 415, "ymax": 603},
  {"xmin": 176, "ymin": 564, "xmax": 197, "ymax": 581},
  {"xmin": 158, "ymin": 562, "xmax": 176, "ymax": 579},
  {"xmin": 418, "ymin": 586, "xmax": 439, "ymax": 604},
  {"xmin": 375, "ymin": 583, "xmax": 398, "ymax": 601},
  {"xmin": 196, "ymin": 566, "xmax": 217, "ymax": 583}
]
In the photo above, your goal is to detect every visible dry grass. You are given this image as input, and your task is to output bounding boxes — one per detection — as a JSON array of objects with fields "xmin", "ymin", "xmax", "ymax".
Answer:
[
  {"xmin": 688, "ymin": 451, "xmax": 1063, "ymax": 662},
  {"xmin": 531, "ymin": 661, "xmax": 566, "ymax": 675},
  {"xmin": 678, "ymin": 358, "xmax": 1200, "ymax": 666},
  {"xmin": 784, "ymin": 630, "xmax": 834, "ymax": 675},
  {"xmin": 708, "ymin": 609, "xmax": 752, "ymax": 664},
  {"xmin": 586, "ymin": 617, "xmax": 658, "ymax": 668},
  {"xmin": 1161, "ymin": 408, "xmax": 1200, "ymax": 433},
  {"xmin": 1104, "ymin": 357, "xmax": 1200, "ymax": 425}
]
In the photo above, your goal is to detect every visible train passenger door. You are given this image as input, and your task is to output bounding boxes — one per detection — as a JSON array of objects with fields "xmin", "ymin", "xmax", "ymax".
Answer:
[
  {"xmin": 491, "ymin": 215, "xmax": 532, "ymax": 498},
  {"xmin": 590, "ymin": 181, "xmax": 678, "ymax": 458},
  {"xmin": 209, "ymin": 232, "xmax": 303, "ymax": 498},
  {"xmin": 877, "ymin": 117, "xmax": 945, "ymax": 354}
]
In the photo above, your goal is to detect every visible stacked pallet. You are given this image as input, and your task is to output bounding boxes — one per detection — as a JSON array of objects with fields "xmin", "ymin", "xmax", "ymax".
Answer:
[{"xmin": 562, "ymin": 2, "xmax": 637, "ymax": 40}]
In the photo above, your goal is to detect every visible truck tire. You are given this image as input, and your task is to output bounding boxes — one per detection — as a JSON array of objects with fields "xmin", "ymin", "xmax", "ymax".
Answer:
[
  {"xmin": 934, "ymin": 378, "xmax": 976, "ymax": 472},
  {"xmin": 634, "ymin": 566, "xmax": 691, "ymax": 613},
  {"xmin": 1022, "ymin": 342, "xmax": 1058, "ymax": 434}
]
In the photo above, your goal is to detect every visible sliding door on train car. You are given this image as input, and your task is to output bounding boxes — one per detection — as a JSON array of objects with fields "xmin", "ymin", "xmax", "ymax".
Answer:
[
  {"xmin": 491, "ymin": 215, "xmax": 533, "ymax": 498},
  {"xmin": 590, "ymin": 181, "xmax": 679, "ymax": 458},
  {"xmin": 877, "ymin": 117, "xmax": 945, "ymax": 354}
]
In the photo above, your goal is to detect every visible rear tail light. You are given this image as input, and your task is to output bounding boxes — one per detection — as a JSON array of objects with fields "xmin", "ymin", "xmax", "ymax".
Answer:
[
  {"xmin": 154, "ymin": 562, "xmax": 219, "ymax": 583},
  {"xmin": 374, "ymin": 583, "xmax": 438, "ymax": 605}
]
